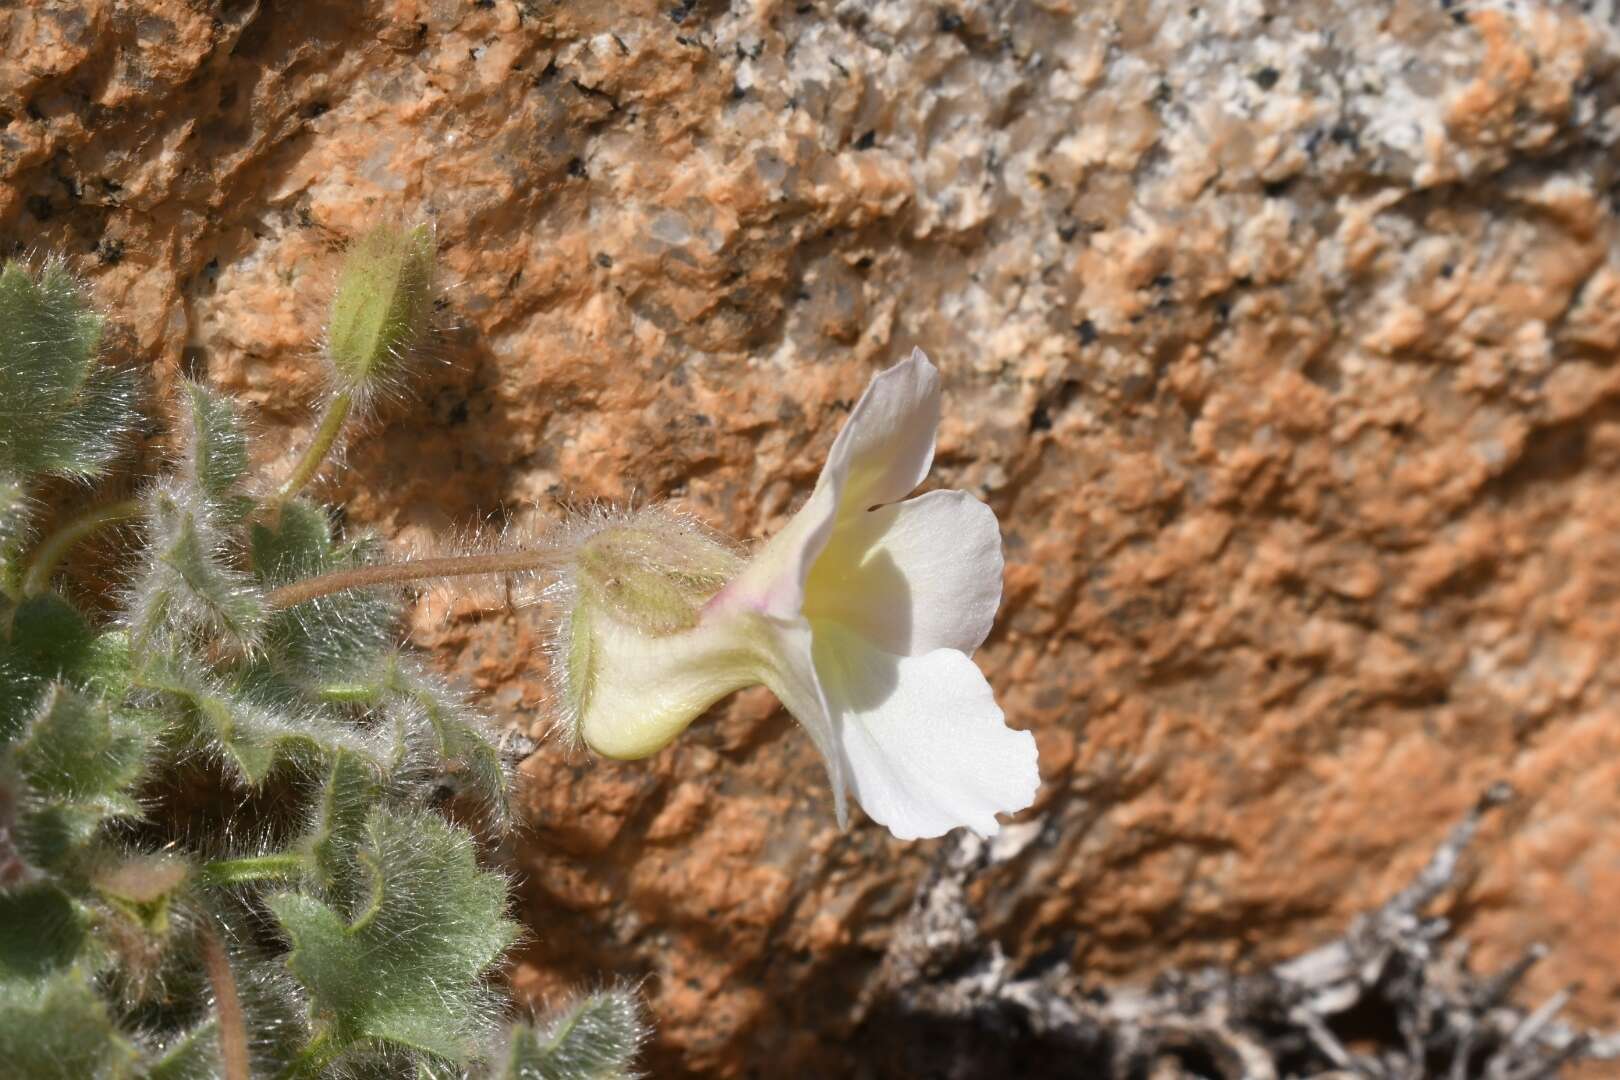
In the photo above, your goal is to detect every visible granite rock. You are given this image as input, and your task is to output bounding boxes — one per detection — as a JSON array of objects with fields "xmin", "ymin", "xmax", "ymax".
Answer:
[{"xmin": 5, "ymin": 0, "xmax": 1620, "ymax": 1073}]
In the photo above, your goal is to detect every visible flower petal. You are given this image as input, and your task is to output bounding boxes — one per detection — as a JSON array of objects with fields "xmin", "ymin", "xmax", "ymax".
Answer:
[
  {"xmin": 812, "ymin": 623, "xmax": 1039, "ymax": 840},
  {"xmin": 755, "ymin": 615, "xmax": 850, "ymax": 829},
  {"xmin": 804, "ymin": 489, "xmax": 1003, "ymax": 657},
  {"xmin": 824, "ymin": 347, "xmax": 941, "ymax": 513},
  {"xmin": 709, "ymin": 479, "xmax": 840, "ymax": 621},
  {"xmin": 578, "ymin": 613, "xmax": 762, "ymax": 759},
  {"xmin": 713, "ymin": 349, "xmax": 941, "ymax": 622}
]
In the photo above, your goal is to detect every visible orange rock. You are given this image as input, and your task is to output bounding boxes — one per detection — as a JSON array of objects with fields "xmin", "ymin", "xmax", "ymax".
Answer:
[{"xmin": 8, "ymin": 0, "xmax": 1620, "ymax": 1072}]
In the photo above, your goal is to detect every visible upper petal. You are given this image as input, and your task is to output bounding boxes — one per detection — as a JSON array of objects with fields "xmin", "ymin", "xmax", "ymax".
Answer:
[
  {"xmin": 712, "ymin": 349, "xmax": 941, "ymax": 622},
  {"xmin": 824, "ymin": 347, "xmax": 941, "ymax": 513},
  {"xmin": 709, "ymin": 479, "xmax": 840, "ymax": 622},
  {"xmin": 812, "ymin": 622, "xmax": 1039, "ymax": 840},
  {"xmin": 804, "ymin": 489, "xmax": 1003, "ymax": 657}
]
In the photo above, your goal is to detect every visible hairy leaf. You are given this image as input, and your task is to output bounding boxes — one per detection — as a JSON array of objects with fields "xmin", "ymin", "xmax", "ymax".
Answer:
[
  {"xmin": 498, "ymin": 988, "xmax": 648, "ymax": 1080},
  {"xmin": 137, "ymin": 654, "xmax": 377, "ymax": 785},
  {"xmin": 0, "ymin": 971, "xmax": 140, "ymax": 1078},
  {"xmin": 127, "ymin": 483, "xmax": 265, "ymax": 650},
  {"xmin": 0, "ymin": 472, "xmax": 32, "ymax": 593},
  {"xmin": 179, "ymin": 379, "xmax": 249, "ymax": 506},
  {"xmin": 385, "ymin": 661, "xmax": 508, "ymax": 830},
  {"xmin": 0, "ymin": 260, "xmax": 137, "ymax": 479},
  {"xmin": 15, "ymin": 683, "xmax": 145, "ymax": 811},
  {"xmin": 0, "ymin": 883, "xmax": 86, "ymax": 980},
  {"xmin": 304, "ymin": 748, "xmax": 380, "ymax": 911},
  {"xmin": 143, "ymin": 1021, "xmax": 220, "ymax": 1080},
  {"xmin": 268, "ymin": 808, "xmax": 516, "ymax": 1066},
  {"xmin": 253, "ymin": 499, "xmax": 399, "ymax": 683},
  {"xmin": 9, "ymin": 684, "xmax": 147, "ymax": 871}
]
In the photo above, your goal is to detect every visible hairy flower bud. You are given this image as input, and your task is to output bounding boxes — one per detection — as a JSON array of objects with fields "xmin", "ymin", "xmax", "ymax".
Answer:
[{"xmin": 325, "ymin": 224, "xmax": 436, "ymax": 395}]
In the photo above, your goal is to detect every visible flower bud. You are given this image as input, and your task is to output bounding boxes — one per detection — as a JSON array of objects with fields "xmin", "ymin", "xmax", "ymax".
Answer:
[{"xmin": 325, "ymin": 224, "xmax": 436, "ymax": 394}]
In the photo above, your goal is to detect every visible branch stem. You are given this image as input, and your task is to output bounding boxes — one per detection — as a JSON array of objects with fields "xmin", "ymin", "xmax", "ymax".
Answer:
[
  {"xmin": 265, "ymin": 550, "xmax": 552, "ymax": 610},
  {"xmin": 20, "ymin": 496, "xmax": 142, "ymax": 596},
  {"xmin": 273, "ymin": 390, "xmax": 354, "ymax": 504},
  {"xmin": 200, "ymin": 852, "xmax": 306, "ymax": 887}
]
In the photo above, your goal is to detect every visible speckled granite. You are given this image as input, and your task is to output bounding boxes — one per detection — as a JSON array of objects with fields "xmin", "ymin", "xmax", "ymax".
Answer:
[{"xmin": 5, "ymin": 0, "xmax": 1620, "ymax": 1073}]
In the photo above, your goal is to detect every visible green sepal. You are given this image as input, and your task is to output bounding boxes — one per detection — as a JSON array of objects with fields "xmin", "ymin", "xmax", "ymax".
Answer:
[{"xmin": 267, "ymin": 808, "xmax": 516, "ymax": 1066}]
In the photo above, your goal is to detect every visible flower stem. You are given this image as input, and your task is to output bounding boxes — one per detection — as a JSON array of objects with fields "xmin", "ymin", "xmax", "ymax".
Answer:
[
  {"xmin": 272, "ymin": 389, "xmax": 354, "ymax": 504},
  {"xmin": 20, "ymin": 496, "xmax": 142, "ymax": 596},
  {"xmin": 199, "ymin": 924, "xmax": 251, "ymax": 1080},
  {"xmin": 265, "ymin": 550, "xmax": 552, "ymax": 610}
]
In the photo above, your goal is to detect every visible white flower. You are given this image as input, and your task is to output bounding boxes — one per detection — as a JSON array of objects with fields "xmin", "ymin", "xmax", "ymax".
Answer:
[{"xmin": 567, "ymin": 349, "xmax": 1039, "ymax": 840}]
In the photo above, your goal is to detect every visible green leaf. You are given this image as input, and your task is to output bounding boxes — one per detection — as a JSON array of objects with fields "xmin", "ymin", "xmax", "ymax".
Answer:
[
  {"xmin": 0, "ymin": 259, "xmax": 137, "ymax": 479},
  {"xmin": 127, "ymin": 484, "xmax": 264, "ymax": 650},
  {"xmin": 7, "ymin": 592, "xmax": 96, "ymax": 682},
  {"xmin": 0, "ymin": 259, "xmax": 101, "ymax": 409},
  {"xmin": 304, "ymin": 749, "xmax": 380, "ymax": 911},
  {"xmin": 499, "ymin": 987, "xmax": 649, "ymax": 1080},
  {"xmin": 268, "ymin": 808, "xmax": 516, "ymax": 1066},
  {"xmin": 136, "ymin": 654, "xmax": 376, "ymax": 786},
  {"xmin": 386, "ymin": 662, "xmax": 508, "ymax": 830},
  {"xmin": 0, "ymin": 971, "xmax": 141, "ymax": 1078},
  {"xmin": 250, "ymin": 499, "xmax": 334, "ymax": 582},
  {"xmin": 0, "ymin": 599, "xmax": 132, "ymax": 741},
  {"xmin": 252, "ymin": 499, "xmax": 399, "ymax": 683},
  {"xmin": 0, "ymin": 471, "xmax": 32, "ymax": 591},
  {"xmin": 142, "ymin": 1022, "xmax": 219, "ymax": 1080},
  {"xmin": 9, "ymin": 684, "xmax": 146, "ymax": 870},
  {"xmin": 20, "ymin": 366, "xmax": 141, "ymax": 480},
  {"xmin": 0, "ymin": 883, "xmax": 86, "ymax": 980},
  {"xmin": 327, "ymin": 225, "xmax": 436, "ymax": 395},
  {"xmin": 179, "ymin": 380, "xmax": 249, "ymax": 505},
  {"xmin": 15, "ymin": 683, "xmax": 146, "ymax": 809}
]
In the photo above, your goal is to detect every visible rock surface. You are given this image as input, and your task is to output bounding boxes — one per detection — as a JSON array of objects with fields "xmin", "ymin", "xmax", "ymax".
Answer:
[{"xmin": 5, "ymin": 0, "xmax": 1620, "ymax": 1074}]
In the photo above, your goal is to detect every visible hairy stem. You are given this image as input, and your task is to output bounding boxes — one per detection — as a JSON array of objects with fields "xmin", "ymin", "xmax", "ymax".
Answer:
[
  {"xmin": 199, "ymin": 924, "xmax": 252, "ymax": 1080},
  {"xmin": 272, "ymin": 390, "xmax": 354, "ymax": 504},
  {"xmin": 200, "ymin": 852, "xmax": 306, "ymax": 887},
  {"xmin": 20, "ymin": 496, "xmax": 142, "ymax": 596},
  {"xmin": 265, "ymin": 550, "xmax": 551, "ymax": 610}
]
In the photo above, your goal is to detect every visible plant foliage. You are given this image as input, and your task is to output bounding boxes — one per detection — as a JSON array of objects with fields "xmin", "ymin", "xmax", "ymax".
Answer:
[{"xmin": 0, "ymin": 245, "xmax": 645, "ymax": 1077}]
